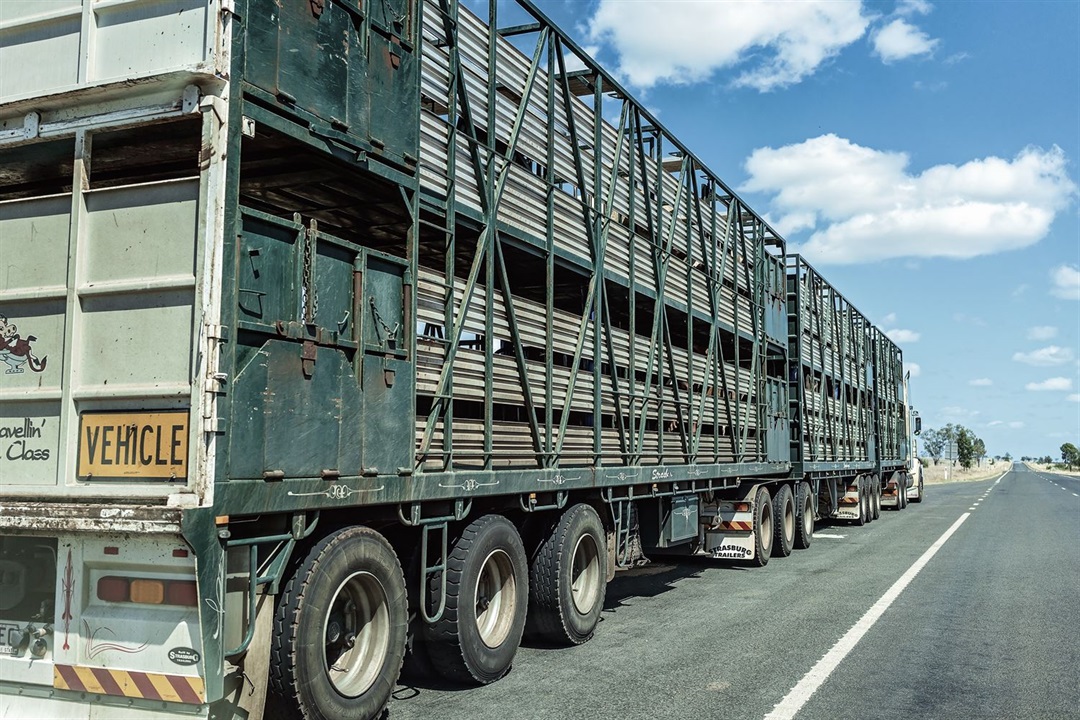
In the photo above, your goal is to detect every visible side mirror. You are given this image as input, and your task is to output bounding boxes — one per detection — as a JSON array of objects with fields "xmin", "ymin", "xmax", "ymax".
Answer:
[{"xmin": 914, "ymin": 416, "xmax": 922, "ymax": 435}]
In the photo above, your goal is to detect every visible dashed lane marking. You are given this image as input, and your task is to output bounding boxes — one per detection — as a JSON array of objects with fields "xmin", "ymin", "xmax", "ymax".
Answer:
[
  {"xmin": 814, "ymin": 533, "xmax": 847, "ymax": 539},
  {"xmin": 763, "ymin": 512, "xmax": 971, "ymax": 720}
]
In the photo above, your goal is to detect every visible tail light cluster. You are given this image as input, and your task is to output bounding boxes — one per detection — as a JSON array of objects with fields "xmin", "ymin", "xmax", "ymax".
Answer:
[{"xmin": 97, "ymin": 576, "xmax": 197, "ymax": 607}]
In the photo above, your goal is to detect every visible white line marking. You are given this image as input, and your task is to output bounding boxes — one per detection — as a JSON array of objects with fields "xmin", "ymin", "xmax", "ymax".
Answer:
[
  {"xmin": 968, "ymin": 507, "xmax": 976, "ymax": 511},
  {"xmin": 814, "ymin": 533, "xmax": 847, "ymax": 539},
  {"xmin": 763, "ymin": 512, "xmax": 971, "ymax": 720}
]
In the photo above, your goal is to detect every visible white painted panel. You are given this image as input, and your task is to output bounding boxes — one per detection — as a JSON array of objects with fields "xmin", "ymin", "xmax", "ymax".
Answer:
[
  {"xmin": 91, "ymin": 0, "xmax": 209, "ymax": 82},
  {"xmin": 0, "ymin": 298, "xmax": 65, "ymax": 388},
  {"xmin": 0, "ymin": 13, "xmax": 82, "ymax": 99},
  {"xmin": 0, "ymin": 400, "xmax": 62, "ymax": 487},
  {"xmin": 83, "ymin": 181, "xmax": 197, "ymax": 285},
  {"xmin": 0, "ymin": 0, "xmax": 81, "ymax": 25},
  {"xmin": 78, "ymin": 289, "xmax": 194, "ymax": 389},
  {"xmin": 0, "ymin": 195, "xmax": 72, "ymax": 291},
  {"xmin": 78, "ymin": 179, "xmax": 198, "ymax": 390}
]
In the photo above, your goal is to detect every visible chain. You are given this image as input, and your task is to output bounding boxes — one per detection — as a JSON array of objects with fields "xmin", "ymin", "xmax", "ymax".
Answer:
[
  {"xmin": 303, "ymin": 223, "xmax": 319, "ymax": 323},
  {"xmin": 369, "ymin": 297, "xmax": 400, "ymax": 346}
]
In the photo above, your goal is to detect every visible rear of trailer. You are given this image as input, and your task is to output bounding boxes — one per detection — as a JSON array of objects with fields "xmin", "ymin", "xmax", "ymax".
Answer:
[{"xmin": 0, "ymin": 2, "xmax": 911, "ymax": 719}]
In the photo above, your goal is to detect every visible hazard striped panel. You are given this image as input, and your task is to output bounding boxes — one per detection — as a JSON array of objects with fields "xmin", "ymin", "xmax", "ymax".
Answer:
[
  {"xmin": 54, "ymin": 665, "xmax": 204, "ymax": 705},
  {"xmin": 718, "ymin": 520, "xmax": 753, "ymax": 532}
]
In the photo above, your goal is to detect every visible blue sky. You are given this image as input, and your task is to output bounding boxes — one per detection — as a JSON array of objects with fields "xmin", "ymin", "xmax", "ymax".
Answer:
[{"xmin": 482, "ymin": 0, "xmax": 1080, "ymax": 459}]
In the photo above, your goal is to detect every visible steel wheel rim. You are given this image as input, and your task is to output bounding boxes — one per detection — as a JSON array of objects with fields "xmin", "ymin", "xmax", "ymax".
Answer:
[
  {"xmin": 760, "ymin": 499, "xmax": 773, "ymax": 551},
  {"xmin": 322, "ymin": 571, "xmax": 390, "ymax": 698},
  {"xmin": 475, "ymin": 549, "xmax": 516, "ymax": 648},
  {"xmin": 570, "ymin": 532, "xmax": 601, "ymax": 615}
]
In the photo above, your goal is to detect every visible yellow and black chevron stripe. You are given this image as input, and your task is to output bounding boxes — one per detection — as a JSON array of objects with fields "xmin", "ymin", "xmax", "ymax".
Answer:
[{"xmin": 54, "ymin": 664, "xmax": 205, "ymax": 705}]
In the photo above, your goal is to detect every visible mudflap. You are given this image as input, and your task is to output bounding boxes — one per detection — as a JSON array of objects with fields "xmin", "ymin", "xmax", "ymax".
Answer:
[{"xmin": 701, "ymin": 483, "xmax": 760, "ymax": 561}]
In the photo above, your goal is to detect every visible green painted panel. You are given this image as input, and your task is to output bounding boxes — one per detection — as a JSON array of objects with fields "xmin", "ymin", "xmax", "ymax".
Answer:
[
  {"xmin": 314, "ymin": 242, "xmax": 355, "ymax": 338},
  {"xmin": 228, "ymin": 339, "xmax": 362, "ymax": 480},
  {"xmin": 243, "ymin": 0, "xmax": 354, "ymax": 125},
  {"xmin": 361, "ymin": 254, "xmax": 413, "ymax": 474},
  {"xmin": 237, "ymin": 214, "xmax": 300, "ymax": 324}
]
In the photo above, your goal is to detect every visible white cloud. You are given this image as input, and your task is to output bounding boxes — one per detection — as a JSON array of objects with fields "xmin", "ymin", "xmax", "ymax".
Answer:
[
  {"xmin": 1025, "ymin": 377, "xmax": 1073, "ymax": 391},
  {"xmin": 1068, "ymin": 394, "xmax": 1080, "ymax": 403},
  {"xmin": 905, "ymin": 362, "xmax": 921, "ymax": 377},
  {"xmin": 944, "ymin": 51, "xmax": 971, "ymax": 65},
  {"xmin": 1027, "ymin": 326, "xmax": 1058, "ymax": 341},
  {"xmin": 586, "ymin": 1, "xmax": 870, "ymax": 91},
  {"xmin": 873, "ymin": 19, "xmax": 940, "ymax": 63},
  {"xmin": 881, "ymin": 318, "xmax": 920, "ymax": 345},
  {"xmin": 1050, "ymin": 264, "xmax": 1080, "ymax": 300},
  {"xmin": 886, "ymin": 328, "xmax": 920, "ymax": 343},
  {"xmin": 896, "ymin": 0, "xmax": 933, "ymax": 16},
  {"xmin": 969, "ymin": 378, "xmax": 993, "ymax": 386},
  {"xmin": 1007, "ymin": 421, "xmax": 1025, "ymax": 429},
  {"xmin": 941, "ymin": 406, "xmax": 980, "ymax": 421},
  {"xmin": 913, "ymin": 80, "xmax": 948, "ymax": 92},
  {"xmin": 742, "ymin": 135, "xmax": 1078, "ymax": 264},
  {"xmin": 1012, "ymin": 346, "xmax": 1074, "ymax": 367},
  {"xmin": 953, "ymin": 312, "xmax": 987, "ymax": 327},
  {"xmin": 987, "ymin": 420, "xmax": 1004, "ymax": 427}
]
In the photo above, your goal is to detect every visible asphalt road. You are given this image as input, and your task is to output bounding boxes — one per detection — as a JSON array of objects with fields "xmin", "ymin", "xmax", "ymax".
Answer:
[{"xmin": 388, "ymin": 463, "xmax": 1080, "ymax": 720}]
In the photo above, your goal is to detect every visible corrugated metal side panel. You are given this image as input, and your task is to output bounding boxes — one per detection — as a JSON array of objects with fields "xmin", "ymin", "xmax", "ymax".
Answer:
[{"xmin": 786, "ymin": 255, "xmax": 875, "ymax": 465}]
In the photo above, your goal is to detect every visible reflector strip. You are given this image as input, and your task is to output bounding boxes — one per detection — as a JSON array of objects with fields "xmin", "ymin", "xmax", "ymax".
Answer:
[
  {"xmin": 54, "ymin": 665, "xmax": 204, "ymax": 705},
  {"xmin": 719, "ymin": 520, "xmax": 753, "ymax": 531}
]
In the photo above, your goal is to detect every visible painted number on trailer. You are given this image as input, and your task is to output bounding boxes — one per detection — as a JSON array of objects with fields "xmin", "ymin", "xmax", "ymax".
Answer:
[{"xmin": 77, "ymin": 411, "xmax": 189, "ymax": 480}]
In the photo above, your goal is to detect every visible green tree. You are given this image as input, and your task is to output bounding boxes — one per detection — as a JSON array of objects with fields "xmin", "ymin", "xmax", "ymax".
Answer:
[
  {"xmin": 1061, "ymin": 443, "xmax": 1080, "ymax": 469},
  {"xmin": 921, "ymin": 428, "xmax": 946, "ymax": 465},
  {"xmin": 956, "ymin": 426, "xmax": 976, "ymax": 469},
  {"xmin": 973, "ymin": 438, "xmax": 987, "ymax": 466}
]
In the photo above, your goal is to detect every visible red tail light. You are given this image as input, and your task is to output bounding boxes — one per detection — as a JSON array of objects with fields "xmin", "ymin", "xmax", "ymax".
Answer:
[{"xmin": 97, "ymin": 576, "xmax": 130, "ymax": 603}]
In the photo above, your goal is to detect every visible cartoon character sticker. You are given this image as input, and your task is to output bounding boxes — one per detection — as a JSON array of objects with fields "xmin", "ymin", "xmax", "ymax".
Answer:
[{"xmin": 0, "ymin": 314, "xmax": 47, "ymax": 374}]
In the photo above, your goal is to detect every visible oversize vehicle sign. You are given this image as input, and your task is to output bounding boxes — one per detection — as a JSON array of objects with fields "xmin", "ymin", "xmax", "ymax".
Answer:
[{"xmin": 78, "ymin": 411, "xmax": 188, "ymax": 480}]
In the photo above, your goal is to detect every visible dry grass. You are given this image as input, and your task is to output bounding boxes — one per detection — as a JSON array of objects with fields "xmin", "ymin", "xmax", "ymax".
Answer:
[{"xmin": 921, "ymin": 460, "xmax": 1008, "ymax": 485}]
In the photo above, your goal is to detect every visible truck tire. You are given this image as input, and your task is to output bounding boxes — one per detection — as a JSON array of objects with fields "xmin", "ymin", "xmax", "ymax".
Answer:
[
  {"xmin": 911, "ymin": 478, "xmax": 924, "ymax": 503},
  {"xmin": 771, "ymin": 484, "xmax": 795, "ymax": 558},
  {"xmin": 871, "ymin": 476, "xmax": 881, "ymax": 520},
  {"xmin": 898, "ymin": 477, "xmax": 908, "ymax": 510},
  {"xmin": 864, "ymin": 478, "xmax": 874, "ymax": 525},
  {"xmin": 526, "ymin": 504, "xmax": 607, "ymax": 645},
  {"xmin": 853, "ymin": 478, "xmax": 866, "ymax": 527},
  {"xmin": 749, "ymin": 486, "xmax": 773, "ymax": 567},
  {"xmin": 269, "ymin": 526, "xmax": 406, "ymax": 720},
  {"xmin": 793, "ymin": 481, "xmax": 813, "ymax": 550},
  {"xmin": 424, "ymin": 514, "xmax": 528, "ymax": 684}
]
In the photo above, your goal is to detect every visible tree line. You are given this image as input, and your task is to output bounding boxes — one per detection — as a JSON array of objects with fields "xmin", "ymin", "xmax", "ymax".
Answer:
[{"xmin": 920, "ymin": 424, "xmax": 987, "ymax": 469}]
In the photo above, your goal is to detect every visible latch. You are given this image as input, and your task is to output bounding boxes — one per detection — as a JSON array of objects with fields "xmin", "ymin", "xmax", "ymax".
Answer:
[{"xmin": 302, "ymin": 340, "xmax": 317, "ymax": 378}]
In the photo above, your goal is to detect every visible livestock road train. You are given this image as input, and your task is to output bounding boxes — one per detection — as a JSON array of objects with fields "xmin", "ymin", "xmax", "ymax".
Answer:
[{"xmin": 0, "ymin": 0, "xmax": 918, "ymax": 718}]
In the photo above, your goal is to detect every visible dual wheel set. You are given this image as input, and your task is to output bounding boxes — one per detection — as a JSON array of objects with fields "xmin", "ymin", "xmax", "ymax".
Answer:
[
  {"xmin": 748, "ymin": 481, "xmax": 815, "ymax": 567},
  {"xmin": 266, "ymin": 504, "xmax": 607, "ymax": 720},
  {"xmin": 855, "ymin": 475, "xmax": 883, "ymax": 526}
]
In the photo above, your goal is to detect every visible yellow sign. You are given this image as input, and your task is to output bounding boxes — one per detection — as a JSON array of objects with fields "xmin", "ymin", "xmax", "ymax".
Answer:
[{"xmin": 78, "ymin": 411, "xmax": 189, "ymax": 480}]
